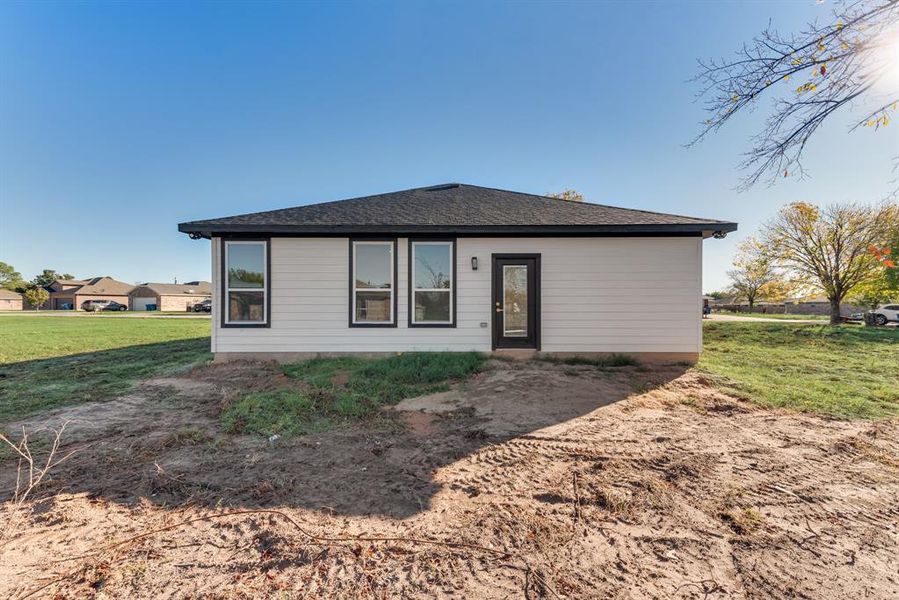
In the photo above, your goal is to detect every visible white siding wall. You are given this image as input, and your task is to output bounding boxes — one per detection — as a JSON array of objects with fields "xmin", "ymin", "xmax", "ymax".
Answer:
[{"xmin": 211, "ymin": 236, "xmax": 703, "ymax": 354}]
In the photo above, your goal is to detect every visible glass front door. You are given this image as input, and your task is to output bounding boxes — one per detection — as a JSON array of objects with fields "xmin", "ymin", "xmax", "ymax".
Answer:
[{"xmin": 492, "ymin": 255, "xmax": 540, "ymax": 349}]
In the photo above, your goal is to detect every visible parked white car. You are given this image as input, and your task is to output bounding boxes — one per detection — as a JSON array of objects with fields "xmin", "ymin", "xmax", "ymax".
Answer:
[{"xmin": 870, "ymin": 304, "xmax": 899, "ymax": 326}]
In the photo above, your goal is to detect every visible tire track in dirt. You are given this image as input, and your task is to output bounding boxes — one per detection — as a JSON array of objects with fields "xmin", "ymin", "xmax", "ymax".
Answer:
[{"xmin": 2, "ymin": 364, "xmax": 897, "ymax": 599}]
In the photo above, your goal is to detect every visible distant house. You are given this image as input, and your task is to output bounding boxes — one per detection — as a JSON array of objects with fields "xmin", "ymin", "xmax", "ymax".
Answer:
[
  {"xmin": 179, "ymin": 183, "xmax": 737, "ymax": 361},
  {"xmin": 0, "ymin": 289, "xmax": 23, "ymax": 311},
  {"xmin": 130, "ymin": 281, "xmax": 211, "ymax": 312},
  {"xmin": 782, "ymin": 296, "xmax": 863, "ymax": 316},
  {"xmin": 712, "ymin": 294, "xmax": 862, "ymax": 316},
  {"xmin": 46, "ymin": 276, "xmax": 135, "ymax": 310}
]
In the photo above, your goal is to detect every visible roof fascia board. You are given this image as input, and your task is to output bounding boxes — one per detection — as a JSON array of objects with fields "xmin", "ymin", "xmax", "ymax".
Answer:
[{"xmin": 179, "ymin": 222, "xmax": 738, "ymax": 236}]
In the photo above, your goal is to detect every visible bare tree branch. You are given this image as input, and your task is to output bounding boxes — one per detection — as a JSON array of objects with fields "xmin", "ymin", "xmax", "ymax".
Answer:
[{"xmin": 691, "ymin": 0, "xmax": 899, "ymax": 190}]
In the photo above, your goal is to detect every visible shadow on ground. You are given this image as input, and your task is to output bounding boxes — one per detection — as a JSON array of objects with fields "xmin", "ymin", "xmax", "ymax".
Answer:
[
  {"xmin": 0, "ymin": 357, "xmax": 687, "ymax": 518},
  {"xmin": 0, "ymin": 338, "xmax": 211, "ymax": 422}
]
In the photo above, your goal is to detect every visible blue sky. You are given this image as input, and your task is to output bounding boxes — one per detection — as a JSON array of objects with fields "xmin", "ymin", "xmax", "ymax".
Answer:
[{"xmin": 1, "ymin": 0, "xmax": 895, "ymax": 292}]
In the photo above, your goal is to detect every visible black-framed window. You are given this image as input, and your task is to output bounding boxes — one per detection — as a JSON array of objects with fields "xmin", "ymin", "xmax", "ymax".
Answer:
[
  {"xmin": 350, "ymin": 239, "xmax": 396, "ymax": 326},
  {"xmin": 222, "ymin": 239, "xmax": 269, "ymax": 327},
  {"xmin": 408, "ymin": 239, "xmax": 456, "ymax": 327}
]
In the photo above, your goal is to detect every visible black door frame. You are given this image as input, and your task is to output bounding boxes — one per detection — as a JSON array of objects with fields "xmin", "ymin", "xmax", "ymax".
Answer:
[{"xmin": 491, "ymin": 253, "xmax": 541, "ymax": 350}]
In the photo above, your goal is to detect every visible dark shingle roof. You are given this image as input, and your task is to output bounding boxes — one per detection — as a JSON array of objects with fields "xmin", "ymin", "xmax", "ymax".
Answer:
[{"xmin": 179, "ymin": 183, "xmax": 737, "ymax": 237}]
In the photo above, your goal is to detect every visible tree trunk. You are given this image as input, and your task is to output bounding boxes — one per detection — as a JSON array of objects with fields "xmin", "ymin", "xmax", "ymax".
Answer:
[{"xmin": 829, "ymin": 297, "xmax": 842, "ymax": 325}]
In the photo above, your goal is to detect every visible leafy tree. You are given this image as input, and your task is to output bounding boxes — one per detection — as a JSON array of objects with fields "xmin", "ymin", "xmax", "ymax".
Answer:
[
  {"xmin": 761, "ymin": 201, "xmax": 898, "ymax": 324},
  {"xmin": 31, "ymin": 269, "xmax": 75, "ymax": 288},
  {"xmin": 0, "ymin": 261, "xmax": 26, "ymax": 291},
  {"xmin": 871, "ymin": 222, "xmax": 899, "ymax": 281},
  {"xmin": 228, "ymin": 268, "xmax": 264, "ymax": 287},
  {"xmin": 726, "ymin": 237, "xmax": 785, "ymax": 310},
  {"xmin": 850, "ymin": 273, "xmax": 899, "ymax": 309},
  {"xmin": 23, "ymin": 287, "xmax": 49, "ymax": 310},
  {"xmin": 854, "ymin": 226, "xmax": 899, "ymax": 307},
  {"xmin": 548, "ymin": 190, "xmax": 584, "ymax": 202},
  {"xmin": 692, "ymin": 0, "xmax": 899, "ymax": 189}
]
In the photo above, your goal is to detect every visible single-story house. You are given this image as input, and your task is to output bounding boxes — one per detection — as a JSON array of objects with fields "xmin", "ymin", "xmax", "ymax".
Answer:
[
  {"xmin": 0, "ymin": 289, "xmax": 24, "ymax": 311},
  {"xmin": 178, "ymin": 183, "xmax": 737, "ymax": 362},
  {"xmin": 45, "ymin": 276, "xmax": 135, "ymax": 310},
  {"xmin": 130, "ymin": 281, "xmax": 212, "ymax": 311}
]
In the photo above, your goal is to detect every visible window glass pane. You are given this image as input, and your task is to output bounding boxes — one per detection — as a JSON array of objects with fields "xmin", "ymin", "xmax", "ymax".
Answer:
[
  {"xmin": 355, "ymin": 244, "xmax": 392, "ymax": 289},
  {"xmin": 355, "ymin": 291, "xmax": 391, "ymax": 322},
  {"xmin": 503, "ymin": 265, "xmax": 528, "ymax": 337},
  {"xmin": 413, "ymin": 244, "xmax": 451, "ymax": 289},
  {"xmin": 414, "ymin": 291, "xmax": 450, "ymax": 322},
  {"xmin": 228, "ymin": 243, "xmax": 265, "ymax": 289},
  {"xmin": 229, "ymin": 291, "xmax": 264, "ymax": 322}
]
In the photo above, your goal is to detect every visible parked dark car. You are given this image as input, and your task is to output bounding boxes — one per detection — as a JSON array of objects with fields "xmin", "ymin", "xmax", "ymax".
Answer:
[
  {"xmin": 82, "ymin": 300, "xmax": 128, "ymax": 312},
  {"xmin": 193, "ymin": 298, "xmax": 212, "ymax": 313},
  {"xmin": 81, "ymin": 299, "xmax": 112, "ymax": 311}
]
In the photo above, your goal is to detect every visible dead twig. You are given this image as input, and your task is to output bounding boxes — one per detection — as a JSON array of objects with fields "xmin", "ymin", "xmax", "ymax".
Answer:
[
  {"xmin": 572, "ymin": 471, "xmax": 582, "ymax": 523},
  {"xmin": 0, "ymin": 422, "xmax": 77, "ymax": 548},
  {"xmin": 19, "ymin": 508, "xmax": 513, "ymax": 599},
  {"xmin": 110, "ymin": 508, "xmax": 511, "ymax": 556},
  {"xmin": 675, "ymin": 578, "xmax": 723, "ymax": 599}
]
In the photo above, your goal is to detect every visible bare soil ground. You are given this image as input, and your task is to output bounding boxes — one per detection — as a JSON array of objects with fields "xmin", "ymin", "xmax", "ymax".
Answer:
[{"xmin": 1, "ymin": 360, "xmax": 897, "ymax": 599}]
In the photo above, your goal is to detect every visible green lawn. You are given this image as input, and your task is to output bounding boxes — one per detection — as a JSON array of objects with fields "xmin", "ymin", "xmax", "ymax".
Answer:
[
  {"xmin": 715, "ymin": 311, "xmax": 830, "ymax": 321},
  {"xmin": 0, "ymin": 316, "xmax": 211, "ymax": 422},
  {"xmin": 223, "ymin": 353, "xmax": 486, "ymax": 436},
  {"xmin": 699, "ymin": 322, "xmax": 899, "ymax": 419},
  {"xmin": 85, "ymin": 312, "xmax": 204, "ymax": 318},
  {"xmin": 2, "ymin": 315, "xmax": 896, "ymax": 427},
  {"xmin": 0, "ymin": 315, "xmax": 210, "ymax": 363}
]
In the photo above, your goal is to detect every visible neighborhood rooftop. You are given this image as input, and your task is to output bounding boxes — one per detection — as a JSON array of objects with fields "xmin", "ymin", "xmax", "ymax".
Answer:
[
  {"xmin": 179, "ymin": 183, "xmax": 738, "ymax": 237},
  {"xmin": 135, "ymin": 282, "xmax": 211, "ymax": 295},
  {"xmin": 55, "ymin": 276, "xmax": 136, "ymax": 295}
]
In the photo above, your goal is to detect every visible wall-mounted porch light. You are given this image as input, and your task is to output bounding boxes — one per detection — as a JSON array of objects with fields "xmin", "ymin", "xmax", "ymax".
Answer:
[{"xmin": 471, "ymin": 256, "xmax": 478, "ymax": 270}]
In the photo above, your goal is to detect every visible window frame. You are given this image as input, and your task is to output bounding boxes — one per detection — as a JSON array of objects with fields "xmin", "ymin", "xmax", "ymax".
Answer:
[
  {"xmin": 348, "ymin": 238, "xmax": 398, "ymax": 328},
  {"xmin": 221, "ymin": 238, "xmax": 271, "ymax": 329},
  {"xmin": 408, "ymin": 238, "xmax": 457, "ymax": 328}
]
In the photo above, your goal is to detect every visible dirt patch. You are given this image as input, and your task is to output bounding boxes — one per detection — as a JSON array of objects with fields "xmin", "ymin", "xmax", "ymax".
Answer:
[
  {"xmin": 395, "ymin": 360, "xmax": 663, "ymax": 436},
  {"xmin": 1, "ymin": 360, "xmax": 897, "ymax": 599},
  {"xmin": 396, "ymin": 411, "xmax": 440, "ymax": 436}
]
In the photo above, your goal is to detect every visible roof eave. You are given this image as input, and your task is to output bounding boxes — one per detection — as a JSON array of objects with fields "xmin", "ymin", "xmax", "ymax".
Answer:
[{"xmin": 178, "ymin": 222, "xmax": 738, "ymax": 238}]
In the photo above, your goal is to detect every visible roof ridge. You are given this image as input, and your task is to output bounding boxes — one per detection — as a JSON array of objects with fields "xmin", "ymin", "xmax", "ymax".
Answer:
[
  {"xmin": 178, "ymin": 183, "xmax": 738, "ymax": 235},
  {"xmin": 455, "ymin": 183, "xmax": 730, "ymax": 224},
  {"xmin": 188, "ymin": 182, "xmax": 729, "ymax": 225}
]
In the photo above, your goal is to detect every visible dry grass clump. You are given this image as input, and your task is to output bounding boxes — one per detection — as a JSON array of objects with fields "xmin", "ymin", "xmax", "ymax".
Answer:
[
  {"xmin": 720, "ymin": 507, "xmax": 765, "ymax": 534},
  {"xmin": 592, "ymin": 485, "xmax": 633, "ymax": 513},
  {"xmin": 835, "ymin": 435, "xmax": 899, "ymax": 469}
]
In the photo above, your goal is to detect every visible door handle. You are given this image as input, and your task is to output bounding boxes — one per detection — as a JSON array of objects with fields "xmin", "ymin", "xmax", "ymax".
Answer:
[{"xmin": 495, "ymin": 308, "xmax": 503, "ymax": 313}]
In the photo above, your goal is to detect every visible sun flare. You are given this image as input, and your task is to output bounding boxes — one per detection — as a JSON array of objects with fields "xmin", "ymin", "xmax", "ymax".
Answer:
[{"xmin": 872, "ymin": 27, "xmax": 899, "ymax": 93}]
